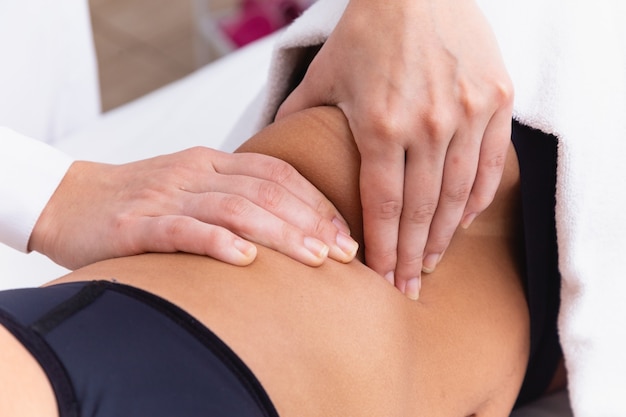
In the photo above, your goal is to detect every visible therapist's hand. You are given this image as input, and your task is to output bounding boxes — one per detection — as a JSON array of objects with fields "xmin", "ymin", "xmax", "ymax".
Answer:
[
  {"xmin": 29, "ymin": 147, "xmax": 357, "ymax": 270},
  {"xmin": 277, "ymin": 0, "xmax": 513, "ymax": 299}
]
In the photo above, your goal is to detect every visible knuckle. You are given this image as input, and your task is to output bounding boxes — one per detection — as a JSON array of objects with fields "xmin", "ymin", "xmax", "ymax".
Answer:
[
  {"xmin": 394, "ymin": 260, "xmax": 423, "ymax": 283},
  {"xmin": 190, "ymin": 145, "xmax": 216, "ymax": 159},
  {"xmin": 162, "ymin": 217, "xmax": 186, "ymax": 238},
  {"xmin": 457, "ymin": 80, "xmax": 484, "ymax": 118},
  {"xmin": 361, "ymin": 107, "xmax": 407, "ymax": 143},
  {"xmin": 202, "ymin": 227, "xmax": 228, "ymax": 249},
  {"xmin": 457, "ymin": 76, "xmax": 514, "ymax": 116},
  {"xmin": 422, "ymin": 108, "xmax": 455, "ymax": 142},
  {"xmin": 460, "ymin": 91, "xmax": 486, "ymax": 119},
  {"xmin": 178, "ymin": 146, "xmax": 207, "ymax": 167},
  {"xmin": 278, "ymin": 222, "xmax": 295, "ymax": 245},
  {"xmin": 178, "ymin": 146, "xmax": 219, "ymax": 175},
  {"xmin": 493, "ymin": 78, "xmax": 515, "ymax": 105},
  {"xmin": 309, "ymin": 214, "xmax": 328, "ymax": 238},
  {"xmin": 314, "ymin": 196, "xmax": 335, "ymax": 217},
  {"xmin": 483, "ymin": 150, "xmax": 507, "ymax": 171},
  {"xmin": 370, "ymin": 247, "xmax": 398, "ymax": 272},
  {"xmin": 364, "ymin": 199, "xmax": 403, "ymax": 221},
  {"xmin": 396, "ymin": 260, "xmax": 422, "ymax": 283},
  {"xmin": 442, "ymin": 181, "xmax": 473, "ymax": 204},
  {"xmin": 265, "ymin": 159, "xmax": 296, "ymax": 185},
  {"xmin": 220, "ymin": 195, "xmax": 252, "ymax": 218},
  {"xmin": 256, "ymin": 180, "xmax": 285, "ymax": 211},
  {"xmin": 397, "ymin": 246, "xmax": 423, "ymax": 268},
  {"xmin": 185, "ymin": 145, "xmax": 209, "ymax": 156},
  {"xmin": 404, "ymin": 201, "xmax": 437, "ymax": 225}
]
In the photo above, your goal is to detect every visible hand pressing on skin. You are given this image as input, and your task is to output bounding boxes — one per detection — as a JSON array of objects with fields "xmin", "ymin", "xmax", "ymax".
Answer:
[
  {"xmin": 277, "ymin": 0, "xmax": 513, "ymax": 299},
  {"xmin": 29, "ymin": 147, "xmax": 358, "ymax": 270}
]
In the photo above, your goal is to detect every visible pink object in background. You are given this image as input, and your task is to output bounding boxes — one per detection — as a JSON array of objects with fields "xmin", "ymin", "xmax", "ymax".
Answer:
[{"xmin": 219, "ymin": 0, "xmax": 311, "ymax": 47}]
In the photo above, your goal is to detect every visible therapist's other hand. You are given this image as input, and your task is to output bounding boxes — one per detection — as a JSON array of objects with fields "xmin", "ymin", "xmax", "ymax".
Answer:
[
  {"xmin": 29, "ymin": 147, "xmax": 357, "ymax": 270},
  {"xmin": 277, "ymin": 0, "xmax": 513, "ymax": 299}
]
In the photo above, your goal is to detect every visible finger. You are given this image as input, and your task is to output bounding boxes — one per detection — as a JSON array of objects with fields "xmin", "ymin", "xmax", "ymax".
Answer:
[
  {"xmin": 213, "ymin": 152, "xmax": 350, "ymax": 231},
  {"xmin": 461, "ymin": 108, "xmax": 512, "ymax": 229},
  {"xmin": 200, "ymin": 192, "xmax": 342, "ymax": 265},
  {"xmin": 131, "ymin": 206, "xmax": 333, "ymax": 267},
  {"xmin": 193, "ymin": 176, "xmax": 357, "ymax": 263},
  {"xmin": 420, "ymin": 124, "xmax": 483, "ymax": 274},
  {"xmin": 393, "ymin": 142, "xmax": 447, "ymax": 295},
  {"xmin": 358, "ymin": 139, "xmax": 406, "ymax": 280},
  {"xmin": 123, "ymin": 215, "xmax": 258, "ymax": 266},
  {"xmin": 276, "ymin": 65, "xmax": 332, "ymax": 121}
]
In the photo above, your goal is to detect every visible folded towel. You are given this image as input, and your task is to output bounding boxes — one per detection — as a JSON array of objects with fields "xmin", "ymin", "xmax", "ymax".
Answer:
[{"xmin": 233, "ymin": 1, "xmax": 626, "ymax": 415}]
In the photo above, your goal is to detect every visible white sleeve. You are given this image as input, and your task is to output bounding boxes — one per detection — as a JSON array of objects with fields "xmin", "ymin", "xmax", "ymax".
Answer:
[{"xmin": 0, "ymin": 127, "xmax": 74, "ymax": 252}]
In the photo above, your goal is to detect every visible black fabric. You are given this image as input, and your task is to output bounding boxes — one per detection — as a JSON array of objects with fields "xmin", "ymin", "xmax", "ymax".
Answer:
[
  {"xmin": 511, "ymin": 120, "xmax": 562, "ymax": 407},
  {"xmin": 0, "ymin": 281, "xmax": 279, "ymax": 417},
  {"xmin": 31, "ymin": 281, "xmax": 107, "ymax": 335}
]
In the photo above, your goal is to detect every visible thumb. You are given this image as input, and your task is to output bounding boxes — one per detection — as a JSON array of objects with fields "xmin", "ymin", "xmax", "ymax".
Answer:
[{"xmin": 276, "ymin": 74, "xmax": 334, "ymax": 121}]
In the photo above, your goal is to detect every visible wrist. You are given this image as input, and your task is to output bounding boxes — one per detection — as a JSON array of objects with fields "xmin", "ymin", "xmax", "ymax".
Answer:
[{"xmin": 28, "ymin": 161, "xmax": 97, "ymax": 258}]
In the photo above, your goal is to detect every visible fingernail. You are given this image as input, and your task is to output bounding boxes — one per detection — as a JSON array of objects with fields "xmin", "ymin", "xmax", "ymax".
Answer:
[
  {"xmin": 332, "ymin": 217, "xmax": 351, "ymax": 235},
  {"xmin": 335, "ymin": 231, "xmax": 359, "ymax": 259},
  {"xmin": 384, "ymin": 271, "xmax": 395, "ymax": 285},
  {"xmin": 461, "ymin": 212, "xmax": 478, "ymax": 229},
  {"xmin": 422, "ymin": 253, "xmax": 441, "ymax": 274},
  {"xmin": 406, "ymin": 277, "xmax": 421, "ymax": 301},
  {"xmin": 304, "ymin": 237, "xmax": 329, "ymax": 260},
  {"xmin": 234, "ymin": 239, "xmax": 257, "ymax": 260}
]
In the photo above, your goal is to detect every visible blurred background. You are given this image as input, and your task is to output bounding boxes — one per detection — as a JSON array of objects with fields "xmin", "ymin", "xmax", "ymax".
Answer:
[{"xmin": 90, "ymin": 0, "xmax": 314, "ymax": 111}]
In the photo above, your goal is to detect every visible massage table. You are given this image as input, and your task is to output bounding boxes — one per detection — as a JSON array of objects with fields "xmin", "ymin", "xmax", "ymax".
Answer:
[{"xmin": 0, "ymin": 32, "xmax": 572, "ymax": 417}]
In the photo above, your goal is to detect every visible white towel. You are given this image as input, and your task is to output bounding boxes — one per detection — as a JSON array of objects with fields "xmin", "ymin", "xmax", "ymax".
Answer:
[{"xmin": 235, "ymin": 1, "xmax": 626, "ymax": 415}]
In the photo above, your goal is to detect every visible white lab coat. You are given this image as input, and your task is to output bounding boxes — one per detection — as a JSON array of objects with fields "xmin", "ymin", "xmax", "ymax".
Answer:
[{"xmin": 0, "ymin": 0, "xmax": 100, "ymax": 252}]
